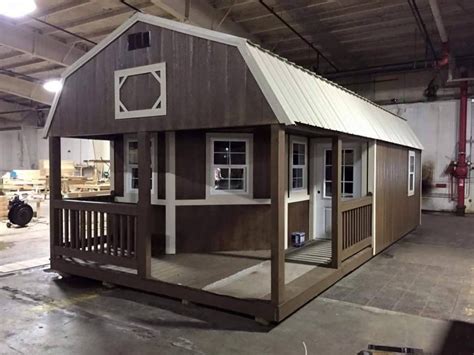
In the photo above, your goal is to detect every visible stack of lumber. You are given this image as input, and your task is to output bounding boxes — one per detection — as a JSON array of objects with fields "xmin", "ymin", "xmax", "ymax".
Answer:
[
  {"xmin": 1, "ymin": 159, "xmax": 110, "ymax": 199},
  {"xmin": 39, "ymin": 159, "xmax": 75, "ymax": 177},
  {"xmin": 0, "ymin": 196, "xmax": 8, "ymax": 219},
  {"xmin": 1, "ymin": 170, "xmax": 47, "ymax": 193}
]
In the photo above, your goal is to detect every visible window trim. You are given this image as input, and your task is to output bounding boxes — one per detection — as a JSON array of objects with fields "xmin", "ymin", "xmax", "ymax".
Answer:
[
  {"xmin": 206, "ymin": 133, "xmax": 253, "ymax": 197},
  {"xmin": 114, "ymin": 62, "xmax": 166, "ymax": 120},
  {"xmin": 290, "ymin": 137, "xmax": 308, "ymax": 193},
  {"xmin": 408, "ymin": 150, "xmax": 416, "ymax": 196},
  {"xmin": 123, "ymin": 134, "xmax": 157, "ymax": 197}
]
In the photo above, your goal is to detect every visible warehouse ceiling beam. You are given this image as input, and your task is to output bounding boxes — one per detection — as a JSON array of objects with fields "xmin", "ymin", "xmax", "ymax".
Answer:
[
  {"xmin": 150, "ymin": 0, "xmax": 258, "ymax": 41},
  {"xmin": 0, "ymin": 19, "xmax": 85, "ymax": 66},
  {"xmin": 16, "ymin": 0, "xmax": 92, "ymax": 24},
  {"xmin": 0, "ymin": 74, "xmax": 53, "ymax": 105},
  {"xmin": 0, "ymin": 101, "xmax": 38, "ymax": 122}
]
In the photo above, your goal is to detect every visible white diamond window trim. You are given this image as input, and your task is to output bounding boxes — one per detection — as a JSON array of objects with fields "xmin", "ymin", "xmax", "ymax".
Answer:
[{"xmin": 114, "ymin": 62, "xmax": 166, "ymax": 119}]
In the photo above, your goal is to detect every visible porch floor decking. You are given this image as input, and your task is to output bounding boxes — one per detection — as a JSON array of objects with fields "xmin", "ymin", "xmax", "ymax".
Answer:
[
  {"xmin": 286, "ymin": 239, "xmax": 332, "ymax": 265},
  {"xmin": 150, "ymin": 253, "xmax": 265, "ymax": 289},
  {"xmin": 150, "ymin": 253, "xmax": 315, "ymax": 299}
]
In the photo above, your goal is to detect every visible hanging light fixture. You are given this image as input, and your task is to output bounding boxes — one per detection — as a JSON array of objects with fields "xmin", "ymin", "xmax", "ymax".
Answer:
[
  {"xmin": 43, "ymin": 79, "xmax": 63, "ymax": 93},
  {"xmin": 0, "ymin": 0, "xmax": 37, "ymax": 18}
]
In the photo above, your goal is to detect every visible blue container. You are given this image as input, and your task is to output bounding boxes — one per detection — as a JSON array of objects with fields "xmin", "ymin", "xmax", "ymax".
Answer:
[{"xmin": 291, "ymin": 232, "xmax": 305, "ymax": 247}]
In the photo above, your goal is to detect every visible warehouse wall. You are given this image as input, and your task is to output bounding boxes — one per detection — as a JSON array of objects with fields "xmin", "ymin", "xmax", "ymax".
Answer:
[
  {"xmin": 337, "ymin": 68, "xmax": 474, "ymax": 214},
  {"xmin": 384, "ymin": 100, "xmax": 473, "ymax": 213},
  {"xmin": 335, "ymin": 68, "xmax": 458, "ymax": 105},
  {"xmin": 0, "ymin": 123, "xmax": 110, "ymax": 176}
]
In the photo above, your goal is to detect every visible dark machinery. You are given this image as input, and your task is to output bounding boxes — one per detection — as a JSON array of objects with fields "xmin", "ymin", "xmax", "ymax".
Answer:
[{"xmin": 6, "ymin": 196, "xmax": 33, "ymax": 228}]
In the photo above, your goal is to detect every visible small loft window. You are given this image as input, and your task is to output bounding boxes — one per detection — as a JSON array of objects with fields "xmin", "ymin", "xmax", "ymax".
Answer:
[{"xmin": 128, "ymin": 31, "xmax": 151, "ymax": 51}]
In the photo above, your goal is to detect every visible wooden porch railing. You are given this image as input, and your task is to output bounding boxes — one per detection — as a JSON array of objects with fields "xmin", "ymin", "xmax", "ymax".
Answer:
[
  {"xmin": 51, "ymin": 199, "xmax": 138, "ymax": 269},
  {"xmin": 340, "ymin": 196, "xmax": 373, "ymax": 261}
]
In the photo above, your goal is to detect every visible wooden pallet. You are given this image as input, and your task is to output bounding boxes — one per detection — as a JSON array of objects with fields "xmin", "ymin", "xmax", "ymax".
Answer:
[{"xmin": 0, "ymin": 196, "xmax": 8, "ymax": 218}]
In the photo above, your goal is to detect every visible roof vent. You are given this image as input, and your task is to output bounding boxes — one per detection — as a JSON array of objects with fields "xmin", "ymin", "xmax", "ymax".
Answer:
[{"xmin": 128, "ymin": 31, "xmax": 151, "ymax": 51}]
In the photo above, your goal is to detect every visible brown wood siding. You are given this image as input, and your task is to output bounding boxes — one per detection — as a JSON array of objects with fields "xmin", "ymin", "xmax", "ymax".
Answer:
[
  {"xmin": 287, "ymin": 200, "xmax": 310, "ymax": 246},
  {"xmin": 175, "ymin": 131, "xmax": 206, "ymax": 200},
  {"xmin": 375, "ymin": 142, "xmax": 421, "ymax": 253},
  {"xmin": 174, "ymin": 127, "xmax": 271, "ymax": 200},
  {"xmin": 50, "ymin": 22, "xmax": 277, "ymax": 137},
  {"xmin": 157, "ymin": 132, "xmax": 166, "ymax": 200},
  {"xmin": 150, "ymin": 205, "xmax": 166, "ymax": 256},
  {"xmin": 176, "ymin": 205, "xmax": 271, "ymax": 253}
]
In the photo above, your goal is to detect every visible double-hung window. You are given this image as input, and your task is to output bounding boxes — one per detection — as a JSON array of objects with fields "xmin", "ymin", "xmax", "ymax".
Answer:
[
  {"xmin": 408, "ymin": 150, "xmax": 416, "ymax": 196},
  {"xmin": 210, "ymin": 137, "xmax": 249, "ymax": 194},
  {"xmin": 324, "ymin": 148, "xmax": 355, "ymax": 198},
  {"xmin": 291, "ymin": 140, "xmax": 307, "ymax": 191}
]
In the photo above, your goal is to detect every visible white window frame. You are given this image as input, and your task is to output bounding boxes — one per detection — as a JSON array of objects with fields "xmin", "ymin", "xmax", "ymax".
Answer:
[
  {"xmin": 114, "ymin": 62, "xmax": 167, "ymax": 120},
  {"xmin": 290, "ymin": 137, "xmax": 308, "ymax": 194},
  {"xmin": 123, "ymin": 134, "xmax": 157, "ymax": 198},
  {"xmin": 206, "ymin": 133, "xmax": 253, "ymax": 197},
  {"xmin": 323, "ymin": 148, "xmax": 356, "ymax": 199},
  {"xmin": 408, "ymin": 150, "xmax": 416, "ymax": 196}
]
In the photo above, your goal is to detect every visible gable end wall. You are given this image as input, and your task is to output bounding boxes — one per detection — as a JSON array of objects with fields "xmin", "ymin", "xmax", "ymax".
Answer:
[{"xmin": 50, "ymin": 22, "xmax": 277, "ymax": 137}]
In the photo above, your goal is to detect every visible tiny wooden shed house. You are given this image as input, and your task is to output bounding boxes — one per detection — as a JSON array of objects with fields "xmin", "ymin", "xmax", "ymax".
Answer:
[{"xmin": 45, "ymin": 13, "xmax": 422, "ymax": 322}]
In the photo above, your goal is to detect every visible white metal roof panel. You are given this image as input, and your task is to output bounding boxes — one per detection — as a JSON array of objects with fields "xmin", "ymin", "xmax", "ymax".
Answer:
[{"xmin": 241, "ymin": 43, "xmax": 423, "ymax": 150}]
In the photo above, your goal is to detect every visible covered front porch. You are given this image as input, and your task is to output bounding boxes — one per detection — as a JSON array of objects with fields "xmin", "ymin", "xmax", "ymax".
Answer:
[{"xmin": 48, "ymin": 125, "xmax": 375, "ymax": 322}]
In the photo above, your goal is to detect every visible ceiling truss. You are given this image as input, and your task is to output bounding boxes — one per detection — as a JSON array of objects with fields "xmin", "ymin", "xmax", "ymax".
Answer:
[{"xmin": 0, "ymin": 0, "xmax": 472, "ymax": 123}]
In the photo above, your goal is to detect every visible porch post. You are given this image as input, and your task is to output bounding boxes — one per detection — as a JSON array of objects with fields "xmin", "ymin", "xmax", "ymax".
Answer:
[
  {"xmin": 49, "ymin": 137, "xmax": 62, "ymax": 265},
  {"xmin": 137, "ymin": 131, "xmax": 152, "ymax": 278},
  {"xmin": 112, "ymin": 136, "xmax": 124, "ymax": 197},
  {"xmin": 331, "ymin": 136, "xmax": 342, "ymax": 268},
  {"xmin": 271, "ymin": 124, "xmax": 285, "ymax": 306}
]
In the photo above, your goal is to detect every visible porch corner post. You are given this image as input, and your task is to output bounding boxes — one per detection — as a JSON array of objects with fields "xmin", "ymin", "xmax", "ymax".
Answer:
[
  {"xmin": 271, "ymin": 124, "xmax": 285, "ymax": 307},
  {"xmin": 49, "ymin": 136, "xmax": 62, "ymax": 265},
  {"xmin": 137, "ymin": 131, "xmax": 152, "ymax": 279},
  {"xmin": 112, "ymin": 136, "xmax": 124, "ymax": 197},
  {"xmin": 331, "ymin": 136, "xmax": 342, "ymax": 268}
]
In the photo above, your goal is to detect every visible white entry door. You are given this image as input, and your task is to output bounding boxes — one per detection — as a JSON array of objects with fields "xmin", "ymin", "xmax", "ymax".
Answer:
[{"xmin": 312, "ymin": 141, "xmax": 362, "ymax": 239}]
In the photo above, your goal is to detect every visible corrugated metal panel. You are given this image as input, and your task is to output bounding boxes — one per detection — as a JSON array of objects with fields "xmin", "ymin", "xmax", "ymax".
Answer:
[{"xmin": 243, "ymin": 43, "xmax": 423, "ymax": 150}]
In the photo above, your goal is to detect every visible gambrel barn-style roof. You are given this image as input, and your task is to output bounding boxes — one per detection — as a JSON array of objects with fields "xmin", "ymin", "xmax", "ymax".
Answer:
[{"xmin": 44, "ymin": 13, "xmax": 423, "ymax": 150}]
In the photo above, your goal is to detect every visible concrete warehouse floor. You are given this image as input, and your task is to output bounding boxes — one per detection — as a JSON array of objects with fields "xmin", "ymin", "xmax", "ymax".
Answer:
[
  {"xmin": 0, "ymin": 213, "xmax": 473, "ymax": 354},
  {"xmin": 0, "ymin": 217, "xmax": 49, "ymax": 272}
]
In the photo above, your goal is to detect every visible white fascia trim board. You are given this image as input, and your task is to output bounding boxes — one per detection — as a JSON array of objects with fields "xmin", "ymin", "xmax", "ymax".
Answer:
[{"xmin": 237, "ymin": 43, "xmax": 293, "ymax": 126}]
